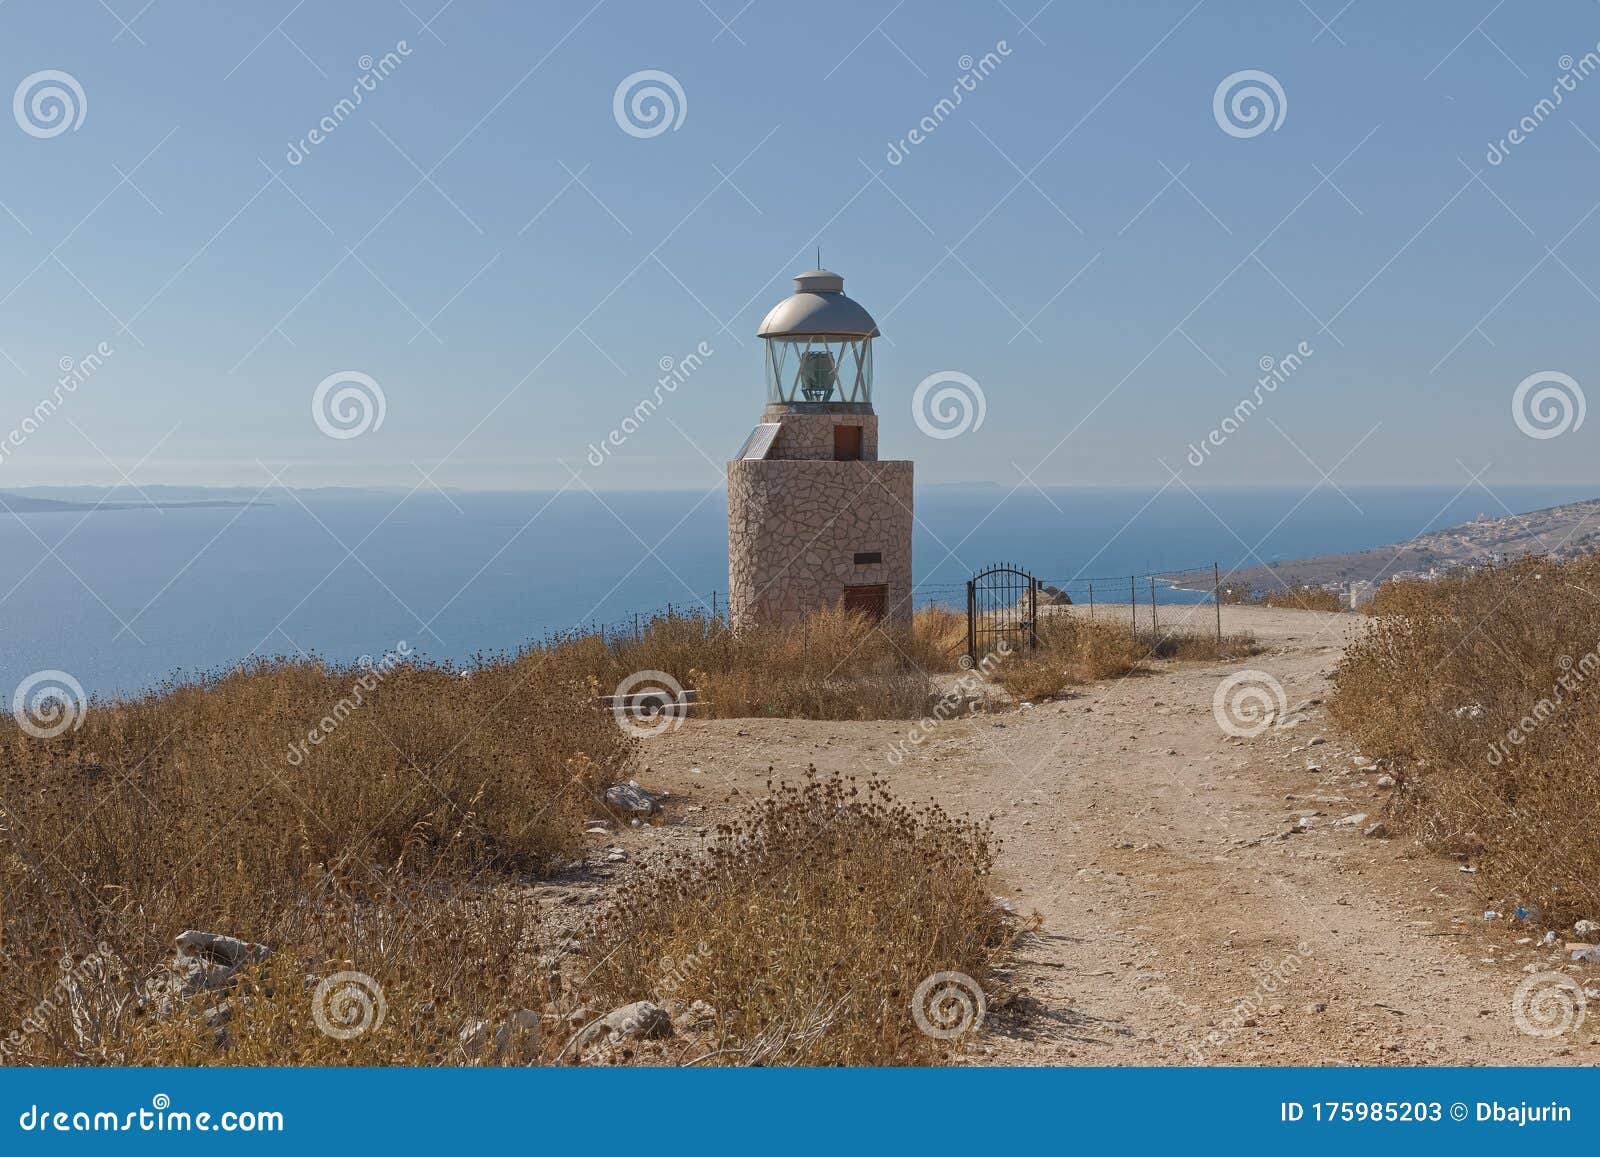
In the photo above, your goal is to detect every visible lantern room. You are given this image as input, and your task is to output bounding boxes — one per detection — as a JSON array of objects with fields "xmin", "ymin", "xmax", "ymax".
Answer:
[{"xmin": 756, "ymin": 269, "xmax": 878, "ymax": 404}]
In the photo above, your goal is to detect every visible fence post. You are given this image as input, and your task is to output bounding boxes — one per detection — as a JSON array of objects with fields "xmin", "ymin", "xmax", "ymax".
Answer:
[
  {"xmin": 633, "ymin": 612, "xmax": 640, "ymax": 641},
  {"xmin": 1213, "ymin": 562, "xmax": 1222, "ymax": 644},
  {"xmin": 1150, "ymin": 576, "xmax": 1158, "ymax": 635},
  {"xmin": 1088, "ymin": 580, "xmax": 1094, "ymax": 620},
  {"xmin": 711, "ymin": 590, "xmax": 718, "ymax": 620},
  {"xmin": 966, "ymin": 578, "xmax": 975, "ymax": 663},
  {"xmin": 1030, "ymin": 576, "xmax": 1039, "ymax": 652},
  {"xmin": 1130, "ymin": 575, "xmax": 1136, "ymax": 628}
]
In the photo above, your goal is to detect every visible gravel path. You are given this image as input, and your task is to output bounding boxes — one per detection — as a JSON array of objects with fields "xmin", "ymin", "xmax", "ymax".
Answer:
[{"xmin": 631, "ymin": 604, "xmax": 1599, "ymax": 1065}]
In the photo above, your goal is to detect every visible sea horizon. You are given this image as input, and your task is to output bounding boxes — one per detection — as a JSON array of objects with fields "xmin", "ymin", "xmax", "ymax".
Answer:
[{"xmin": 5, "ymin": 480, "xmax": 1593, "ymax": 698}]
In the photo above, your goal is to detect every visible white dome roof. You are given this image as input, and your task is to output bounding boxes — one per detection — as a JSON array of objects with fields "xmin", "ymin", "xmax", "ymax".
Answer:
[{"xmin": 757, "ymin": 269, "xmax": 880, "ymax": 339}]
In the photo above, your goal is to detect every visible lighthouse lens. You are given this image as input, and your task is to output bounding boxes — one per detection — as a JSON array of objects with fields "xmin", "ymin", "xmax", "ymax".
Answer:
[{"xmin": 799, "ymin": 350, "xmax": 837, "ymax": 401}]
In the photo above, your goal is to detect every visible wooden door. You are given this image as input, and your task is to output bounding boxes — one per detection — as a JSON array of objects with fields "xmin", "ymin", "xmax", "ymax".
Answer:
[{"xmin": 842, "ymin": 583, "xmax": 887, "ymax": 621}]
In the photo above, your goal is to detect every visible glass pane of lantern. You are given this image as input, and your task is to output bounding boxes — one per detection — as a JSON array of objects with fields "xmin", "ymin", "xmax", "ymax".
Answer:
[{"xmin": 767, "ymin": 342, "xmax": 792, "ymax": 401}]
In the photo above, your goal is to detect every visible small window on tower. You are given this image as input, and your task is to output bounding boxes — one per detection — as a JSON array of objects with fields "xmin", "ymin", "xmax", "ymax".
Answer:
[
  {"xmin": 833, "ymin": 424, "xmax": 863, "ymax": 460},
  {"xmin": 854, "ymin": 551, "xmax": 881, "ymax": 565}
]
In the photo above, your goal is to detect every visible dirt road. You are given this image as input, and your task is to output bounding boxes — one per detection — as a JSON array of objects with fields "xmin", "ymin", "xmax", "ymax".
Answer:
[{"xmin": 635, "ymin": 604, "xmax": 1599, "ymax": 1065}]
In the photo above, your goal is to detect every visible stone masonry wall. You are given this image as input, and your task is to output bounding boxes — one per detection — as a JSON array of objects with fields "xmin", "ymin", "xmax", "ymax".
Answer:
[
  {"xmin": 760, "ymin": 405, "xmax": 878, "ymax": 461},
  {"xmin": 727, "ymin": 458, "xmax": 913, "ymax": 628}
]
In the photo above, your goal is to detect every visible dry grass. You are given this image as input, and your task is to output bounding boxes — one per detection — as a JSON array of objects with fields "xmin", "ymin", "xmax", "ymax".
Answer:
[
  {"xmin": 1220, "ymin": 582, "xmax": 1342, "ymax": 612},
  {"xmin": 1143, "ymin": 627, "xmax": 1261, "ymax": 661},
  {"xmin": 911, "ymin": 603, "xmax": 968, "ymax": 662},
  {"xmin": 0, "ymin": 652, "xmax": 627, "ymax": 1064},
  {"xmin": 989, "ymin": 615, "xmax": 1258, "ymax": 701},
  {"xmin": 1330, "ymin": 555, "xmax": 1600, "ymax": 925},
  {"xmin": 541, "ymin": 606, "xmax": 954, "ymax": 721},
  {"xmin": 578, "ymin": 771, "xmax": 1013, "ymax": 1065},
  {"xmin": 1260, "ymin": 586, "xmax": 1342, "ymax": 612},
  {"xmin": 88, "ymin": 883, "xmax": 552, "ymax": 1066}
]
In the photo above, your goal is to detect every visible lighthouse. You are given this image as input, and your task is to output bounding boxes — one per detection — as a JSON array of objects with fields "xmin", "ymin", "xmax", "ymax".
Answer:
[{"xmin": 726, "ymin": 267, "xmax": 914, "ymax": 628}]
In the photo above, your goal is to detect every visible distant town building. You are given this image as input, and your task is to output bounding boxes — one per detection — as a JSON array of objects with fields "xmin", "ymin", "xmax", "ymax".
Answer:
[{"xmin": 727, "ymin": 267, "xmax": 913, "ymax": 628}]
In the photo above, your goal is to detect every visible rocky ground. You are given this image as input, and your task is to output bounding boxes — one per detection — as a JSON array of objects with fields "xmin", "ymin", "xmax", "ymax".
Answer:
[{"xmin": 563, "ymin": 603, "xmax": 1599, "ymax": 1065}]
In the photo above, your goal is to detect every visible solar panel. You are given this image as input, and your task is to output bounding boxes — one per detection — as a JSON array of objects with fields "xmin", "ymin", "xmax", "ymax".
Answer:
[{"xmin": 735, "ymin": 422, "xmax": 781, "ymax": 460}]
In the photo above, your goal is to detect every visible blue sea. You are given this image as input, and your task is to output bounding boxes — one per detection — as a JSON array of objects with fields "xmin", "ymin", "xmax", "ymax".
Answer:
[{"xmin": 1, "ymin": 483, "xmax": 1591, "ymax": 696}]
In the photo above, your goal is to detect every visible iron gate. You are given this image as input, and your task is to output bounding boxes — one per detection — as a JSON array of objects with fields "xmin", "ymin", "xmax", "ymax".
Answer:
[{"xmin": 966, "ymin": 563, "xmax": 1038, "ymax": 665}]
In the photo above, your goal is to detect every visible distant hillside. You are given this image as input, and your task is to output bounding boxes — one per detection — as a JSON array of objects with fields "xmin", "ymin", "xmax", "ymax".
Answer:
[{"xmin": 1165, "ymin": 497, "xmax": 1600, "ymax": 591}]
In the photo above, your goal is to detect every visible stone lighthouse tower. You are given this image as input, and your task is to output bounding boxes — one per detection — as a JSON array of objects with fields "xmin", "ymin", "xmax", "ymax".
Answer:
[{"xmin": 727, "ymin": 267, "xmax": 913, "ymax": 628}]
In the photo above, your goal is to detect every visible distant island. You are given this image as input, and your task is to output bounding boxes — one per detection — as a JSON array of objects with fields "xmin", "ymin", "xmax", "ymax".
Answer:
[
  {"xmin": 0, "ymin": 488, "xmax": 266, "ymax": 513},
  {"xmin": 1165, "ymin": 496, "xmax": 1600, "ymax": 592}
]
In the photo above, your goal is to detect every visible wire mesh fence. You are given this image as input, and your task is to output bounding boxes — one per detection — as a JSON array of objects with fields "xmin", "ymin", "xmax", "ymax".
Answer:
[
  {"xmin": 536, "ymin": 592, "xmax": 727, "ymax": 650},
  {"xmin": 539, "ymin": 558, "xmax": 1292, "ymax": 652}
]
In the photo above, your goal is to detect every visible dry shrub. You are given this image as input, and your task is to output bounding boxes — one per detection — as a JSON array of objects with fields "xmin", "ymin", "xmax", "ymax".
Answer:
[
  {"xmin": 0, "ymin": 654, "xmax": 629, "ymax": 1064},
  {"xmin": 577, "ymin": 772, "xmax": 1010, "ymax": 1065},
  {"xmin": 1330, "ymin": 555, "xmax": 1600, "ymax": 923},
  {"xmin": 991, "ymin": 657, "xmax": 1078, "ymax": 703},
  {"xmin": 1258, "ymin": 585, "xmax": 1341, "ymax": 612},
  {"xmin": 1038, "ymin": 616, "xmax": 1146, "ymax": 681},
  {"xmin": 532, "ymin": 606, "xmax": 950, "ymax": 721},
  {"xmin": 1220, "ymin": 581, "xmax": 1341, "ymax": 611},
  {"xmin": 1362, "ymin": 577, "xmax": 1437, "ymax": 617}
]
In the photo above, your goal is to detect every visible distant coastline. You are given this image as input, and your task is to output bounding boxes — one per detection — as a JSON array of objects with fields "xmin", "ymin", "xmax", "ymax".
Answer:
[
  {"xmin": 1163, "ymin": 496, "xmax": 1600, "ymax": 592},
  {"xmin": 0, "ymin": 492, "xmax": 265, "ymax": 513}
]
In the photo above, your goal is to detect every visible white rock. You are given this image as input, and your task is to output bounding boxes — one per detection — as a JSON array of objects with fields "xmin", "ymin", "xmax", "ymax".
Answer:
[
  {"xmin": 605, "ymin": 783, "xmax": 661, "ymax": 816},
  {"xmin": 596, "ymin": 1000, "xmax": 673, "ymax": 1043},
  {"xmin": 147, "ymin": 931, "xmax": 271, "ymax": 1011}
]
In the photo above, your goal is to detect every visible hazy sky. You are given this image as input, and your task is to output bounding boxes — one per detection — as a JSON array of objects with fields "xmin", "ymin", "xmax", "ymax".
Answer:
[{"xmin": 1, "ymin": 0, "xmax": 1597, "ymax": 494}]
